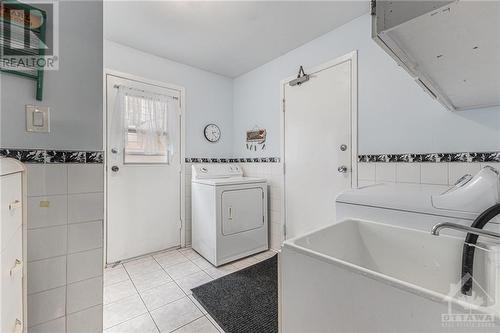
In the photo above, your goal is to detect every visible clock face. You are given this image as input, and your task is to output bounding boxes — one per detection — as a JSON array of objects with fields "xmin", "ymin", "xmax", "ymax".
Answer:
[{"xmin": 204, "ymin": 124, "xmax": 221, "ymax": 143}]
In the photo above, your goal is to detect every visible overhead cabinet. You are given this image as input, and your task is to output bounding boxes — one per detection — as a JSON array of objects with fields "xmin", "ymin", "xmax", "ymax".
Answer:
[{"xmin": 372, "ymin": 0, "xmax": 500, "ymax": 111}]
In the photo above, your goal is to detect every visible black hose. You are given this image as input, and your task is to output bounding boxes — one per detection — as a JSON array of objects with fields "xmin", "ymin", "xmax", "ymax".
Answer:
[{"xmin": 461, "ymin": 203, "xmax": 500, "ymax": 294}]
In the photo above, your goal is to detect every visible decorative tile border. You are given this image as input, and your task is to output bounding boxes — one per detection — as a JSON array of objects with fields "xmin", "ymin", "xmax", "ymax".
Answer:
[
  {"xmin": 358, "ymin": 152, "xmax": 500, "ymax": 163},
  {"xmin": 185, "ymin": 157, "xmax": 280, "ymax": 163},
  {"xmin": 0, "ymin": 148, "xmax": 104, "ymax": 164}
]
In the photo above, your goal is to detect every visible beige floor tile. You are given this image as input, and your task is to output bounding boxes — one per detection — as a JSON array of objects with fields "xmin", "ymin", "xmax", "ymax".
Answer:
[
  {"xmin": 124, "ymin": 257, "xmax": 163, "ymax": 278},
  {"xmin": 140, "ymin": 282, "xmax": 186, "ymax": 311},
  {"xmin": 150, "ymin": 297, "xmax": 203, "ymax": 333},
  {"xmin": 104, "ymin": 265, "xmax": 130, "ymax": 287},
  {"xmin": 104, "ymin": 279, "xmax": 138, "ymax": 304},
  {"xmin": 155, "ymin": 251, "xmax": 189, "ymax": 268},
  {"xmin": 103, "ymin": 294, "xmax": 148, "ymax": 329},
  {"xmin": 174, "ymin": 316, "xmax": 219, "ymax": 333},
  {"xmin": 175, "ymin": 271, "xmax": 212, "ymax": 295},
  {"xmin": 130, "ymin": 269, "xmax": 172, "ymax": 292},
  {"xmin": 104, "ymin": 313, "xmax": 158, "ymax": 333},
  {"xmin": 165, "ymin": 261, "xmax": 201, "ymax": 280}
]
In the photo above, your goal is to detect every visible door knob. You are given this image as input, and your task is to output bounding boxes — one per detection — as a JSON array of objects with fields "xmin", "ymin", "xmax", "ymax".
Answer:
[
  {"xmin": 338, "ymin": 165, "xmax": 348, "ymax": 173},
  {"xmin": 111, "ymin": 148, "xmax": 118, "ymax": 154},
  {"xmin": 111, "ymin": 166, "xmax": 119, "ymax": 172},
  {"xmin": 340, "ymin": 144, "xmax": 348, "ymax": 151}
]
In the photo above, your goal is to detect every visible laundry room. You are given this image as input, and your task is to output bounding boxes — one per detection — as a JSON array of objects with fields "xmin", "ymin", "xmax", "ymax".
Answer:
[{"xmin": 1, "ymin": 1, "xmax": 500, "ymax": 333}]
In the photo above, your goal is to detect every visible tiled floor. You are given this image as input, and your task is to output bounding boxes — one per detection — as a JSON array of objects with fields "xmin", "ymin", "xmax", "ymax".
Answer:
[{"xmin": 103, "ymin": 247, "xmax": 277, "ymax": 333}]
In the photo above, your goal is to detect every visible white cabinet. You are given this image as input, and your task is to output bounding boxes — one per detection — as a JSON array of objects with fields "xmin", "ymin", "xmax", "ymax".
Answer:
[
  {"xmin": 1, "ymin": 158, "xmax": 26, "ymax": 333},
  {"xmin": 372, "ymin": 0, "xmax": 500, "ymax": 111}
]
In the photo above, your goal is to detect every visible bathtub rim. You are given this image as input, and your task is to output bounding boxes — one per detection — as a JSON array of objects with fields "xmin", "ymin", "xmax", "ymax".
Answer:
[{"xmin": 283, "ymin": 218, "xmax": 499, "ymax": 317}]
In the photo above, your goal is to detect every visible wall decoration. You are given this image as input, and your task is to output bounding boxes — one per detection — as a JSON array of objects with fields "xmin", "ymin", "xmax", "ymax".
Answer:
[
  {"xmin": 358, "ymin": 151, "xmax": 500, "ymax": 163},
  {"xmin": 246, "ymin": 127, "xmax": 267, "ymax": 151},
  {"xmin": 0, "ymin": 148, "xmax": 104, "ymax": 163}
]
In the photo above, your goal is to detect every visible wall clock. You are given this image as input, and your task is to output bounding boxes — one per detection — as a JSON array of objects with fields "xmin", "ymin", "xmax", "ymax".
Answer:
[{"xmin": 204, "ymin": 124, "xmax": 221, "ymax": 143}]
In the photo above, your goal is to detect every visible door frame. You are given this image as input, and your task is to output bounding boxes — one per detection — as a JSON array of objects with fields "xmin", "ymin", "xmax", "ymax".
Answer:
[
  {"xmin": 279, "ymin": 50, "xmax": 359, "ymax": 240},
  {"xmin": 102, "ymin": 69, "xmax": 186, "ymax": 265}
]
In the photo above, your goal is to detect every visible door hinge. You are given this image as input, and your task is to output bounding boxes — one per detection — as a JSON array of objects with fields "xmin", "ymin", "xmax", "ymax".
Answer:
[
  {"xmin": 178, "ymin": 220, "xmax": 182, "ymax": 230},
  {"xmin": 282, "ymin": 98, "xmax": 285, "ymax": 112},
  {"xmin": 370, "ymin": 0, "xmax": 376, "ymax": 16}
]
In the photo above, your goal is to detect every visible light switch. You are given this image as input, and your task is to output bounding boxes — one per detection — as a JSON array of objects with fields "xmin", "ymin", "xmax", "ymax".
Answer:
[
  {"xmin": 33, "ymin": 110, "xmax": 44, "ymax": 126},
  {"xmin": 26, "ymin": 105, "xmax": 50, "ymax": 133}
]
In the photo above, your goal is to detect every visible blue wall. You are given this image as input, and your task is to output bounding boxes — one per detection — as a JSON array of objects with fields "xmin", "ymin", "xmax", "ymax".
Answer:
[{"xmin": 232, "ymin": 14, "xmax": 500, "ymax": 157}]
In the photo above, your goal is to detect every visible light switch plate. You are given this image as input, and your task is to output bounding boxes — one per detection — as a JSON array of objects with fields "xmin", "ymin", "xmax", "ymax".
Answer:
[{"xmin": 26, "ymin": 105, "xmax": 50, "ymax": 133}]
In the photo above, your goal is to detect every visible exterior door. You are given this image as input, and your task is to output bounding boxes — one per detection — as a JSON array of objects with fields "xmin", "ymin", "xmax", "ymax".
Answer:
[
  {"xmin": 283, "ymin": 56, "xmax": 356, "ymax": 239},
  {"xmin": 106, "ymin": 74, "xmax": 182, "ymax": 263}
]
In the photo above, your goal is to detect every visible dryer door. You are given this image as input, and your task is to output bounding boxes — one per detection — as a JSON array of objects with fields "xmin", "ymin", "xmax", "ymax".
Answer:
[{"xmin": 221, "ymin": 187, "xmax": 264, "ymax": 236}]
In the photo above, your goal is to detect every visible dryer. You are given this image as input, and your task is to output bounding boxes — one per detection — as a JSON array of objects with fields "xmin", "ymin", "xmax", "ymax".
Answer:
[{"xmin": 191, "ymin": 164, "xmax": 268, "ymax": 266}]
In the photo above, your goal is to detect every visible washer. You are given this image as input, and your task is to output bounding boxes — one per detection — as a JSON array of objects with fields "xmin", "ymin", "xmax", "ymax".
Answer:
[{"xmin": 191, "ymin": 164, "xmax": 268, "ymax": 266}]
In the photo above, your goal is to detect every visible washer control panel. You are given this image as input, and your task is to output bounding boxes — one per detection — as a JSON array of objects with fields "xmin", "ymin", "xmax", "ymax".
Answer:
[{"xmin": 192, "ymin": 164, "xmax": 243, "ymax": 179}]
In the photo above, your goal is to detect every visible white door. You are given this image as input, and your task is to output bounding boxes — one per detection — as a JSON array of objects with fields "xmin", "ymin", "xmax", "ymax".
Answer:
[
  {"xmin": 106, "ymin": 74, "xmax": 182, "ymax": 263},
  {"xmin": 283, "ymin": 55, "xmax": 356, "ymax": 239}
]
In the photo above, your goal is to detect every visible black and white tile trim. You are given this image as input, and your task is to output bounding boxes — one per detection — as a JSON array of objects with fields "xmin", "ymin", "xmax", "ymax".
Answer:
[
  {"xmin": 185, "ymin": 157, "xmax": 280, "ymax": 163},
  {"xmin": 0, "ymin": 148, "xmax": 104, "ymax": 164},
  {"xmin": 358, "ymin": 152, "xmax": 500, "ymax": 163}
]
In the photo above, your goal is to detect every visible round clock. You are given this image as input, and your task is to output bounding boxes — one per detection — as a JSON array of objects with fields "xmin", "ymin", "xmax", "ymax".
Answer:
[{"xmin": 204, "ymin": 124, "xmax": 221, "ymax": 143}]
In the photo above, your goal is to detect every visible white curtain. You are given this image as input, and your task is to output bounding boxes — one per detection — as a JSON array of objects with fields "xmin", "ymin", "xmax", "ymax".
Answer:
[{"xmin": 111, "ymin": 86, "xmax": 179, "ymax": 163}]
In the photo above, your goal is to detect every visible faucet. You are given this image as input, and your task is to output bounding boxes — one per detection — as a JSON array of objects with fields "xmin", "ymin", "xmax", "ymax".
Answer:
[{"xmin": 431, "ymin": 203, "xmax": 500, "ymax": 295}]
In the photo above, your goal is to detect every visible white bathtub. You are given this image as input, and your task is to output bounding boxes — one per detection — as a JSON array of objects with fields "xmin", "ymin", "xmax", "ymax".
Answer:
[{"xmin": 281, "ymin": 219, "xmax": 500, "ymax": 332}]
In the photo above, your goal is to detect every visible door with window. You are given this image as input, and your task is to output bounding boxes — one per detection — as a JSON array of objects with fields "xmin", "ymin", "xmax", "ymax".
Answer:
[{"xmin": 106, "ymin": 74, "xmax": 182, "ymax": 263}]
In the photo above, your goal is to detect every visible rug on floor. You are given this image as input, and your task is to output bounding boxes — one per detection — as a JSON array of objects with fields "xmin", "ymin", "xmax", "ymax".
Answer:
[{"xmin": 191, "ymin": 254, "xmax": 278, "ymax": 333}]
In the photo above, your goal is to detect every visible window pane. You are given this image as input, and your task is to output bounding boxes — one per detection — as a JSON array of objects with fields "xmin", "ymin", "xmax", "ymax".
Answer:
[{"xmin": 123, "ymin": 95, "xmax": 169, "ymax": 164}]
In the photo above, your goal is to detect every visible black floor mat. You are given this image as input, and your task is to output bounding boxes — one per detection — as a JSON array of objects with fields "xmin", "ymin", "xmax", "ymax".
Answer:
[{"xmin": 191, "ymin": 255, "xmax": 278, "ymax": 333}]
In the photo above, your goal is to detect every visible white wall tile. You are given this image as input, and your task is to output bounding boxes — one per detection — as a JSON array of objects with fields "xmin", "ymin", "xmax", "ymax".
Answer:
[
  {"xmin": 28, "ymin": 317, "xmax": 66, "ymax": 333},
  {"xmin": 27, "ymin": 164, "xmax": 67, "ymax": 197},
  {"xmin": 67, "ymin": 277, "xmax": 103, "ymax": 314},
  {"xmin": 421, "ymin": 163, "xmax": 449, "ymax": 185},
  {"xmin": 67, "ymin": 304, "xmax": 103, "ymax": 333},
  {"xmin": 448, "ymin": 163, "xmax": 481, "ymax": 185},
  {"xmin": 67, "ymin": 248, "xmax": 103, "ymax": 283},
  {"xmin": 375, "ymin": 163, "xmax": 396, "ymax": 183},
  {"xmin": 68, "ymin": 193, "xmax": 104, "ymax": 223},
  {"xmin": 269, "ymin": 197, "xmax": 281, "ymax": 214},
  {"xmin": 270, "ymin": 209, "xmax": 281, "ymax": 225},
  {"xmin": 27, "ymin": 195, "xmax": 68, "ymax": 229},
  {"xmin": 27, "ymin": 163, "xmax": 104, "ymax": 331},
  {"xmin": 358, "ymin": 163, "xmax": 376, "ymax": 181},
  {"xmin": 270, "ymin": 222, "xmax": 282, "ymax": 250},
  {"xmin": 185, "ymin": 227, "xmax": 192, "ymax": 246},
  {"xmin": 27, "ymin": 286, "xmax": 66, "ymax": 327},
  {"xmin": 68, "ymin": 164, "xmax": 104, "ymax": 194},
  {"xmin": 28, "ymin": 256, "xmax": 66, "ymax": 294},
  {"xmin": 396, "ymin": 163, "xmax": 420, "ymax": 183},
  {"xmin": 68, "ymin": 220, "xmax": 103, "ymax": 254},
  {"xmin": 28, "ymin": 225, "xmax": 67, "ymax": 261}
]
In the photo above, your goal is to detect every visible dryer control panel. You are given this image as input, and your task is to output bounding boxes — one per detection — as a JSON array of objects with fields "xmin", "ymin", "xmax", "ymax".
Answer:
[{"xmin": 192, "ymin": 164, "xmax": 243, "ymax": 180}]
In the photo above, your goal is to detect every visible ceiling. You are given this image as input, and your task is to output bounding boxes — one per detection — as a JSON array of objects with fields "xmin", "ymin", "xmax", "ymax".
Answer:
[{"xmin": 104, "ymin": 1, "xmax": 369, "ymax": 77}]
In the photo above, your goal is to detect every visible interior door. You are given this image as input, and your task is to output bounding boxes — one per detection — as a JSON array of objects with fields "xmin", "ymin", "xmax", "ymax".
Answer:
[
  {"xmin": 106, "ymin": 74, "xmax": 182, "ymax": 263},
  {"xmin": 284, "ymin": 58, "xmax": 354, "ymax": 239}
]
